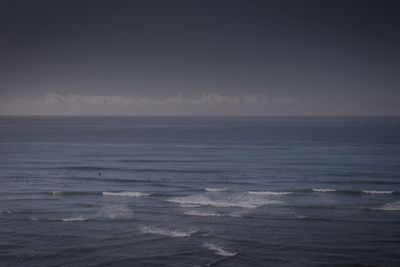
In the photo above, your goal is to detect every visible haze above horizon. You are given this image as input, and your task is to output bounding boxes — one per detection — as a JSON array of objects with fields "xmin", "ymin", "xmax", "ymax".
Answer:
[{"xmin": 1, "ymin": 0, "xmax": 399, "ymax": 116}]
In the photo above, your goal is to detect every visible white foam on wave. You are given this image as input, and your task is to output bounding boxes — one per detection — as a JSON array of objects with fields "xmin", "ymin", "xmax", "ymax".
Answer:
[
  {"xmin": 100, "ymin": 205, "xmax": 133, "ymax": 219},
  {"xmin": 1, "ymin": 210, "xmax": 14, "ymax": 215},
  {"xmin": 140, "ymin": 226, "xmax": 196, "ymax": 237},
  {"xmin": 168, "ymin": 194, "xmax": 280, "ymax": 209},
  {"xmin": 178, "ymin": 203, "xmax": 203, "ymax": 208},
  {"xmin": 247, "ymin": 191, "xmax": 292, "ymax": 196},
  {"xmin": 312, "ymin": 188, "xmax": 336, "ymax": 193},
  {"xmin": 362, "ymin": 190, "xmax": 394, "ymax": 195},
  {"xmin": 228, "ymin": 214, "xmax": 243, "ymax": 218},
  {"xmin": 48, "ymin": 190, "xmax": 63, "ymax": 196},
  {"xmin": 205, "ymin": 188, "xmax": 227, "ymax": 192},
  {"xmin": 375, "ymin": 201, "xmax": 400, "ymax": 211},
  {"xmin": 185, "ymin": 210, "xmax": 242, "ymax": 217},
  {"xmin": 204, "ymin": 243, "xmax": 237, "ymax": 257},
  {"xmin": 102, "ymin": 191, "xmax": 150, "ymax": 197},
  {"xmin": 61, "ymin": 216, "xmax": 88, "ymax": 222},
  {"xmin": 184, "ymin": 210, "xmax": 224, "ymax": 217}
]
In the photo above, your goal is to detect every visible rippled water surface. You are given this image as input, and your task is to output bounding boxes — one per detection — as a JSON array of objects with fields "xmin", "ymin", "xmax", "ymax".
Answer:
[{"xmin": 1, "ymin": 117, "xmax": 400, "ymax": 266}]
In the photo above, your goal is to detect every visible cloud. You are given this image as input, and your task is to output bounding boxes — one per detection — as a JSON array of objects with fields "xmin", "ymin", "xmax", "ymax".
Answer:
[{"xmin": 0, "ymin": 93, "xmax": 306, "ymax": 116}]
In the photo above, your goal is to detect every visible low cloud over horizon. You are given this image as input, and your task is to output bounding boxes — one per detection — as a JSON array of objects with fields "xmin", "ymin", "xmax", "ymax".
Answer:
[{"xmin": 0, "ymin": 93, "xmax": 397, "ymax": 116}]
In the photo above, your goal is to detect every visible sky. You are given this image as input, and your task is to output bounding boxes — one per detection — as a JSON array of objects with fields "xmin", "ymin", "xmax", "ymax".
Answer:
[{"xmin": 0, "ymin": 0, "xmax": 399, "ymax": 116}]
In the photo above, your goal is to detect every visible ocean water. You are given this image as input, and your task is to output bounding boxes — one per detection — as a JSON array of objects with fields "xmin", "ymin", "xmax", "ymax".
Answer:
[{"xmin": 1, "ymin": 117, "xmax": 400, "ymax": 266}]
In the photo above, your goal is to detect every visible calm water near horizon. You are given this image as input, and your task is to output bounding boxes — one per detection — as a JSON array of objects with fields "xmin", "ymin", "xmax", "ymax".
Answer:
[{"xmin": 1, "ymin": 116, "xmax": 400, "ymax": 266}]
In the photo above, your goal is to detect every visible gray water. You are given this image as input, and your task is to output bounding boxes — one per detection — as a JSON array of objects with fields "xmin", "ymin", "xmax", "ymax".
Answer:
[{"xmin": 1, "ymin": 117, "xmax": 400, "ymax": 266}]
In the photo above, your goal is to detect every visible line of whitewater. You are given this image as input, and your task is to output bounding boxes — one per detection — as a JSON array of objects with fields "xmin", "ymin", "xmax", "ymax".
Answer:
[
  {"xmin": 247, "ymin": 191, "xmax": 292, "ymax": 196},
  {"xmin": 102, "ymin": 191, "xmax": 150, "ymax": 197},
  {"xmin": 139, "ymin": 226, "xmax": 197, "ymax": 238},
  {"xmin": 205, "ymin": 188, "xmax": 227, "ymax": 192},
  {"xmin": 204, "ymin": 243, "xmax": 237, "ymax": 257},
  {"xmin": 46, "ymin": 190, "xmax": 151, "ymax": 197}
]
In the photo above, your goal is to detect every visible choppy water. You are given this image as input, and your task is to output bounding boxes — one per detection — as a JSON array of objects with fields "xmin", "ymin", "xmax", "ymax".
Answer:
[{"xmin": 1, "ymin": 117, "xmax": 400, "ymax": 266}]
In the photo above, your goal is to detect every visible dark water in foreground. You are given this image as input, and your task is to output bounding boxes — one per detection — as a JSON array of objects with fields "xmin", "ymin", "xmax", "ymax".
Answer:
[{"xmin": 1, "ymin": 117, "xmax": 400, "ymax": 266}]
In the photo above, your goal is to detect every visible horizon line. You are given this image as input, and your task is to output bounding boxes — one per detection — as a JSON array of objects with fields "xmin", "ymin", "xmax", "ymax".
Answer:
[{"xmin": 0, "ymin": 115, "xmax": 399, "ymax": 118}]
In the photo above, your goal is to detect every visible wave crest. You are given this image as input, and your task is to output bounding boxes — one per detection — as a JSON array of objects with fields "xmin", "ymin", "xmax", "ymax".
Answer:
[
  {"xmin": 362, "ymin": 190, "xmax": 394, "ymax": 195},
  {"xmin": 100, "ymin": 205, "xmax": 133, "ymax": 219},
  {"xmin": 61, "ymin": 216, "xmax": 88, "ymax": 222},
  {"xmin": 247, "ymin": 191, "xmax": 292, "ymax": 196},
  {"xmin": 312, "ymin": 188, "xmax": 336, "ymax": 193},
  {"xmin": 102, "ymin": 191, "xmax": 150, "ymax": 197},
  {"xmin": 168, "ymin": 194, "xmax": 280, "ymax": 208},
  {"xmin": 140, "ymin": 226, "xmax": 196, "ymax": 237},
  {"xmin": 376, "ymin": 201, "xmax": 400, "ymax": 211},
  {"xmin": 204, "ymin": 243, "xmax": 237, "ymax": 257},
  {"xmin": 184, "ymin": 210, "xmax": 223, "ymax": 217},
  {"xmin": 48, "ymin": 190, "xmax": 63, "ymax": 196},
  {"xmin": 205, "ymin": 188, "xmax": 227, "ymax": 192}
]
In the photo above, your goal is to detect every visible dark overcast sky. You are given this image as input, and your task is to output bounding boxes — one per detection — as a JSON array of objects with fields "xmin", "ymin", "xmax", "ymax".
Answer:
[{"xmin": 0, "ymin": 0, "xmax": 399, "ymax": 115}]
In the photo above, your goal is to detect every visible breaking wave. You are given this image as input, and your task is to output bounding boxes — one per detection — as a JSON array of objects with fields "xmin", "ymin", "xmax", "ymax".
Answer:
[
  {"xmin": 140, "ymin": 226, "xmax": 196, "ymax": 237},
  {"xmin": 312, "ymin": 188, "xmax": 336, "ymax": 193},
  {"xmin": 375, "ymin": 201, "xmax": 400, "ymax": 211},
  {"xmin": 205, "ymin": 188, "xmax": 227, "ymax": 192},
  {"xmin": 47, "ymin": 190, "xmax": 100, "ymax": 196},
  {"xmin": 362, "ymin": 190, "xmax": 394, "ymax": 195},
  {"xmin": 167, "ymin": 194, "xmax": 281, "ymax": 208},
  {"xmin": 184, "ymin": 210, "xmax": 223, "ymax": 217},
  {"xmin": 1, "ymin": 210, "xmax": 14, "ymax": 215},
  {"xmin": 61, "ymin": 216, "xmax": 88, "ymax": 222},
  {"xmin": 204, "ymin": 243, "xmax": 237, "ymax": 257},
  {"xmin": 102, "ymin": 191, "xmax": 150, "ymax": 197},
  {"xmin": 177, "ymin": 203, "xmax": 203, "ymax": 208},
  {"xmin": 184, "ymin": 210, "xmax": 242, "ymax": 217},
  {"xmin": 247, "ymin": 191, "xmax": 292, "ymax": 196},
  {"xmin": 99, "ymin": 205, "xmax": 133, "ymax": 219},
  {"xmin": 48, "ymin": 190, "xmax": 64, "ymax": 196}
]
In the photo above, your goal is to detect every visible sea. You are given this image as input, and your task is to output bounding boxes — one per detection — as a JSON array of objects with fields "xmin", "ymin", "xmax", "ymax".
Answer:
[{"xmin": 0, "ymin": 116, "xmax": 399, "ymax": 266}]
